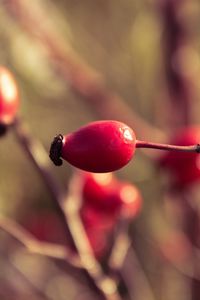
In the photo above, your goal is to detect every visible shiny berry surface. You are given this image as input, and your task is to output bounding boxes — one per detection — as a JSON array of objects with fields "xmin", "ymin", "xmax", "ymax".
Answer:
[
  {"xmin": 61, "ymin": 120, "xmax": 136, "ymax": 173},
  {"xmin": 159, "ymin": 126, "xmax": 200, "ymax": 186},
  {"xmin": 0, "ymin": 67, "xmax": 19, "ymax": 125}
]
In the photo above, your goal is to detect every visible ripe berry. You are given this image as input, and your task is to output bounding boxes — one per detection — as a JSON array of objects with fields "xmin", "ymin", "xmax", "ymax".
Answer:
[
  {"xmin": 0, "ymin": 67, "xmax": 19, "ymax": 133},
  {"xmin": 50, "ymin": 120, "xmax": 136, "ymax": 173},
  {"xmin": 81, "ymin": 171, "xmax": 142, "ymax": 219},
  {"xmin": 158, "ymin": 126, "xmax": 200, "ymax": 187},
  {"xmin": 81, "ymin": 172, "xmax": 121, "ymax": 213},
  {"xmin": 79, "ymin": 172, "xmax": 142, "ymax": 256},
  {"xmin": 80, "ymin": 204, "xmax": 117, "ymax": 258}
]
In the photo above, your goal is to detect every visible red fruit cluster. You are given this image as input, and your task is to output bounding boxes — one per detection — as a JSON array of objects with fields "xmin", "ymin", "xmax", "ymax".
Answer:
[
  {"xmin": 50, "ymin": 120, "xmax": 136, "ymax": 173},
  {"xmin": 79, "ymin": 172, "xmax": 142, "ymax": 257},
  {"xmin": 0, "ymin": 67, "xmax": 19, "ymax": 131},
  {"xmin": 159, "ymin": 126, "xmax": 200, "ymax": 187}
]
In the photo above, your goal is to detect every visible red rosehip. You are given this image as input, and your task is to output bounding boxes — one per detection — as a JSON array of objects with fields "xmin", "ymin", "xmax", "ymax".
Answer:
[
  {"xmin": 50, "ymin": 120, "xmax": 136, "ymax": 172},
  {"xmin": 79, "ymin": 172, "xmax": 142, "ymax": 256},
  {"xmin": 81, "ymin": 172, "xmax": 121, "ymax": 212},
  {"xmin": 0, "ymin": 67, "xmax": 19, "ymax": 127},
  {"xmin": 80, "ymin": 205, "xmax": 116, "ymax": 258},
  {"xmin": 81, "ymin": 171, "xmax": 142, "ymax": 219},
  {"xmin": 158, "ymin": 126, "xmax": 200, "ymax": 187}
]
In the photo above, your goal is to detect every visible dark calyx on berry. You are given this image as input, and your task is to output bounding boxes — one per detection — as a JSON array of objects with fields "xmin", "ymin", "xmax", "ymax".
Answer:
[
  {"xmin": 49, "ymin": 134, "xmax": 63, "ymax": 166},
  {"xmin": 196, "ymin": 144, "xmax": 200, "ymax": 153},
  {"xmin": 0, "ymin": 122, "xmax": 8, "ymax": 136}
]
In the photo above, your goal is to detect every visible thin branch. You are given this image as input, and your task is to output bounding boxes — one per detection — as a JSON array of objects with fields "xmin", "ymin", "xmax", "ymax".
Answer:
[
  {"xmin": 12, "ymin": 117, "xmax": 64, "ymax": 201},
  {"xmin": 108, "ymin": 220, "xmax": 131, "ymax": 273},
  {"xmin": 12, "ymin": 117, "xmax": 75, "ymax": 245},
  {"xmin": 0, "ymin": 215, "xmax": 80, "ymax": 267},
  {"xmin": 5, "ymin": 254, "xmax": 53, "ymax": 300},
  {"xmin": 61, "ymin": 173, "xmax": 123, "ymax": 300},
  {"xmin": 122, "ymin": 246, "xmax": 156, "ymax": 300},
  {"xmin": 108, "ymin": 219, "xmax": 156, "ymax": 300},
  {"xmin": 12, "ymin": 117, "xmax": 122, "ymax": 300},
  {"xmin": 157, "ymin": 0, "xmax": 198, "ymax": 127}
]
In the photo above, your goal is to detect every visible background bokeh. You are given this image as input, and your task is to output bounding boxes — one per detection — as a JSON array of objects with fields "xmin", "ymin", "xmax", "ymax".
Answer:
[{"xmin": 0, "ymin": 0, "xmax": 200, "ymax": 299}]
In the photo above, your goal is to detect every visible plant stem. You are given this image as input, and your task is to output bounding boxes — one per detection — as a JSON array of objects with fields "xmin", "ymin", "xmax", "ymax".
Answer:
[
  {"xmin": 62, "ymin": 173, "xmax": 123, "ymax": 300},
  {"xmin": 136, "ymin": 140, "xmax": 200, "ymax": 153},
  {"xmin": 0, "ymin": 215, "xmax": 80, "ymax": 267},
  {"xmin": 12, "ymin": 117, "xmax": 122, "ymax": 300}
]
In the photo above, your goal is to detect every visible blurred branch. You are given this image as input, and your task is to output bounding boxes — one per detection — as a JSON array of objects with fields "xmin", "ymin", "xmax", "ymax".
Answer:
[
  {"xmin": 149, "ymin": 195, "xmax": 200, "ymax": 281},
  {"xmin": 123, "ymin": 246, "xmax": 156, "ymax": 300},
  {"xmin": 2, "ymin": 0, "xmax": 166, "ymax": 144},
  {"xmin": 12, "ymin": 117, "xmax": 75, "ymax": 245},
  {"xmin": 12, "ymin": 117, "xmax": 122, "ymax": 299},
  {"xmin": 12, "ymin": 117, "xmax": 63, "ymax": 200},
  {"xmin": 62, "ymin": 173, "xmax": 123, "ymax": 300},
  {"xmin": 157, "ymin": 0, "xmax": 199, "ymax": 127},
  {"xmin": 108, "ymin": 219, "xmax": 131, "ymax": 273},
  {"xmin": 0, "ymin": 215, "xmax": 80, "ymax": 267},
  {"xmin": 108, "ymin": 219, "xmax": 155, "ymax": 300},
  {"xmin": 5, "ymin": 254, "xmax": 53, "ymax": 300}
]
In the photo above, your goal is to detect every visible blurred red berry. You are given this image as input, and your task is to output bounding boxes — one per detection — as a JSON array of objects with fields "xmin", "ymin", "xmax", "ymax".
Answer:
[
  {"xmin": 82, "ymin": 172, "xmax": 121, "ymax": 213},
  {"xmin": 0, "ymin": 67, "xmax": 19, "ymax": 127},
  {"xmin": 80, "ymin": 205, "xmax": 116, "ymax": 258},
  {"xmin": 79, "ymin": 173, "xmax": 142, "ymax": 257},
  {"xmin": 50, "ymin": 120, "xmax": 136, "ymax": 172},
  {"xmin": 81, "ymin": 171, "xmax": 142, "ymax": 219},
  {"xmin": 158, "ymin": 126, "xmax": 200, "ymax": 187}
]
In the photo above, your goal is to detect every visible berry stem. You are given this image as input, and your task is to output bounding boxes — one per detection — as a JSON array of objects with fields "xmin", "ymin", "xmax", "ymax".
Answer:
[{"xmin": 136, "ymin": 140, "xmax": 200, "ymax": 153}]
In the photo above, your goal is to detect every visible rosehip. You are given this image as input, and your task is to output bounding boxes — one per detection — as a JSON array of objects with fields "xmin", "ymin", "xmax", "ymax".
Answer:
[
  {"xmin": 79, "ymin": 172, "xmax": 142, "ymax": 256},
  {"xmin": 158, "ymin": 126, "xmax": 200, "ymax": 187},
  {"xmin": 49, "ymin": 120, "xmax": 136, "ymax": 172},
  {"xmin": 81, "ymin": 172, "xmax": 121, "ymax": 212},
  {"xmin": 81, "ymin": 172, "xmax": 142, "ymax": 219},
  {"xmin": 80, "ymin": 205, "xmax": 116, "ymax": 258},
  {"xmin": 0, "ymin": 67, "xmax": 19, "ymax": 131}
]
